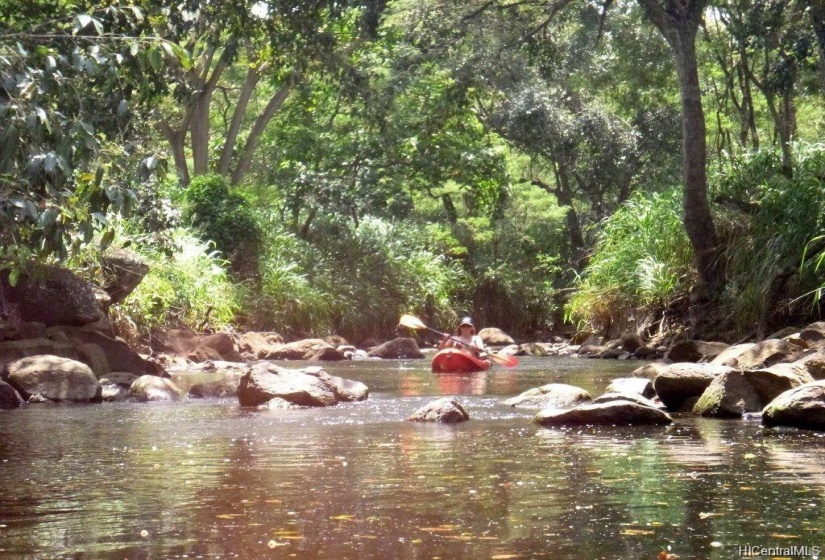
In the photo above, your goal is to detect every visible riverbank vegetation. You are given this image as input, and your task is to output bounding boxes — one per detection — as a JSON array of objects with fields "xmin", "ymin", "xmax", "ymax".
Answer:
[{"xmin": 3, "ymin": 1, "xmax": 825, "ymax": 345}]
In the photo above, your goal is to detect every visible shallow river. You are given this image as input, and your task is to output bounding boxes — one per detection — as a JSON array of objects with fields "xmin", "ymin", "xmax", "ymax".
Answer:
[{"xmin": 1, "ymin": 356, "xmax": 824, "ymax": 560}]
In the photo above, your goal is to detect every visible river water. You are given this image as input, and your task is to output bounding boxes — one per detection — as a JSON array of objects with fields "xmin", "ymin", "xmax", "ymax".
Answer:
[{"xmin": 1, "ymin": 356, "xmax": 824, "ymax": 560}]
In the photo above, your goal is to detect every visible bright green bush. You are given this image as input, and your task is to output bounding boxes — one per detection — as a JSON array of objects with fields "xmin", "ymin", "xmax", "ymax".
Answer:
[
  {"xmin": 184, "ymin": 174, "xmax": 262, "ymax": 277},
  {"xmin": 109, "ymin": 227, "xmax": 240, "ymax": 341},
  {"xmin": 244, "ymin": 224, "xmax": 333, "ymax": 335},
  {"xmin": 566, "ymin": 187, "xmax": 693, "ymax": 335}
]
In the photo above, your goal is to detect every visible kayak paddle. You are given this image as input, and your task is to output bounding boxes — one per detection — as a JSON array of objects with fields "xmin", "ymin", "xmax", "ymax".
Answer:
[{"xmin": 399, "ymin": 314, "xmax": 519, "ymax": 368}]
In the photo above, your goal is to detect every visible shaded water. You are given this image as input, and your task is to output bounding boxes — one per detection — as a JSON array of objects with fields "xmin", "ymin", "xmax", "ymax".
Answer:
[{"xmin": 1, "ymin": 356, "xmax": 824, "ymax": 559}]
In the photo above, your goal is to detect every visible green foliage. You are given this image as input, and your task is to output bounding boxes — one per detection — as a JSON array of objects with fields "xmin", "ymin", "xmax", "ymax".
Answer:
[
  {"xmin": 184, "ymin": 174, "xmax": 262, "ymax": 276},
  {"xmin": 246, "ymin": 225, "xmax": 332, "ymax": 335},
  {"xmin": 716, "ymin": 143, "xmax": 825, "ymax": 329},
  {"xmin": 0, "ymin": 3, "xmax": 173, "ymax": 272},
  {"xmin": 566, "ymin": 188, "xmax": 694, "ymax": 334},
  {"xmin": 67, "ymin": 217, "xmax": 239, "ymax": 343},
  {"xmin": 248, "ymin": 216, "xmax": 466, "ymax": 343},
  {"xmin": 117, "ymin": 228, "xmax": 239, "ymax": 338}
]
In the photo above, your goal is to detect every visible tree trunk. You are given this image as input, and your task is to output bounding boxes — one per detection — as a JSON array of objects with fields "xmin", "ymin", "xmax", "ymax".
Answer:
[
  {"xmin": 230, "ymin": 72, "xmax": 300, "ymax": 185},
  {"xmin": 807, "ymin": 0, "xmax": 825, "ymax": 91},
  {"xmin": 158, "ymin": 122, "xmax": 190, "ymax": 186},
  {"xmin": 638, "ymin": 0, "xmax": 724, "ymax": 292},
  {"xmin": 218, "ymin": 64, "xmax": 262, "ymax": 176},
  {"xmin": 531, "ymin": 171, "xmax": 586, "ymax": 270}
]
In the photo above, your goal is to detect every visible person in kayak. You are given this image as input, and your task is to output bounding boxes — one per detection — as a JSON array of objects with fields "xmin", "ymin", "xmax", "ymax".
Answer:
[{"xmin": 439, "ymin": 316, "xmax": 488, "ymax": 359}]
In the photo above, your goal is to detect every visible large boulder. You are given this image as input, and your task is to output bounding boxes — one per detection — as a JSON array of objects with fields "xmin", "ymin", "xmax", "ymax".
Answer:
[
  {"xmin": 5, "ymin": 355, "xmax": 100, "ymax": 402},
  {"xmin": 604, "ymin": 377, "xmax": 655, "ymax": 398},
  {"xmin": 503, "ymin": 383, "xmax": 591, "ymax": 409},
  {"xmin": 267, "ymin": 339, "xmax": 336, "ymax": 360},
  {"xmin": 0, "ymin": 338, "xmax": 85, "ymax": 369},
  {"xmin": 1, "ymin": 265, "xmax": 100, "ymax": 327},
  {"xmin": 46, "ymin": 326, "xmax": 164, "ymax": 377},
  {"xmin": 665, "ymin": 340, "xmax": 729, "ymax": 363},
  {"xmin": 762, "ymin": 381, "xmax": 825, "ymax": 431},
  {"xmin": 620, "ymin": 333, "xmax": 645, "ymax": 353},
  {"xmin": 692, "ymin": 371, "xmax": 764, "ymax": 418},
  {"xmin": 714, "ymin": 339, "xmax": 806, "ymax": 370},
  {"xmin": 799, "ymin": 322, "xmax": 825, "ymax": 348},
  {"xmin": 367, "ymin": 337, "xmax": 424, "ymax": 359},
  {"xmin": 794, "ymin": 351, "xmax": 825, "ymax": 380},
  {"xmin": 98, "ymin": 247, "xmax": 149, "ymax": 305},
  {"xmin": 0, "ymin": 379, "xmax": 24, "ymax": 409},
  {"xmin": 478, "ymin": 328, "xmax": 515, "ymax": 346},
  {"xmin": 744, "ymin": 364, "xmax": 815, "ymax": 402},
  {"xmin": 129, "ymin": 375, "xmax": 186, "ymax": 402},
  {"xmin": 535, "ymin": 401, "xmax": 673, "ymax": 426},
  {"xmin": 653, "ymin": 363, "xmax": 735, "ymax": 411},
  {"xmin": 236, "ymin": 363, "xmax": 368, "ymax": 407},
  {"xmin": 190, "ymin": 333, "xmax": 243, "ymax": 362},
  {"xmin": 238, "ymin": 331, "xmax": 285, "ymax": 359},
  {"xmin": 151, "ymin": 329, "xmax": 242, "ymax": 363},
  {"xmin": 710, "ymin": 343, "xmax": 757, "ymax": 368},
  {"xmin": 408, "ymin": 398, "xmax": 470, "ymax": 423},
  {"xmin": 694, "ymin": 364, "xmax": 814, "ymax": 419}
]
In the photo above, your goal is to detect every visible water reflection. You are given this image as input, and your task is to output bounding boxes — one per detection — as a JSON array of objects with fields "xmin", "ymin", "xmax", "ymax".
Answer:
[{"xmin": 0, "ymin": 357, "xmax": 824, "ymax": 559}]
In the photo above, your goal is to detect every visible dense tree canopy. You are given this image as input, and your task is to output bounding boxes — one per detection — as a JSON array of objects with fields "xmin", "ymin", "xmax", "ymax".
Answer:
[{"xmin": 3, "ymin": 0, "xmax": 825, "ymax": 341}]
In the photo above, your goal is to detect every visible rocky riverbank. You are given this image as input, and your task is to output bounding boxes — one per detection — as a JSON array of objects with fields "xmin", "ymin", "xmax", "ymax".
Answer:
[{"xmin": 1, "ymin": 262, "xmax": 824, "ymax": 432}]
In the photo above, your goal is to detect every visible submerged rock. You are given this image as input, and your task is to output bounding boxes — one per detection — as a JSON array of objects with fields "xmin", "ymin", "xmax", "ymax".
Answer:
[
  {"xmin": 535, "ymin": 400, "xmax": 672, "ymax": 426},
  {"xmin": 503, "ymin": 383, "xmax": 591, "ymax": 409},
  {"xmin": 762, "ymin": 380, "xmax": 825, "ymax": 431},
  {"xmin": 408, "ymin": 398, "xmax": 469, "ymax": 423}
]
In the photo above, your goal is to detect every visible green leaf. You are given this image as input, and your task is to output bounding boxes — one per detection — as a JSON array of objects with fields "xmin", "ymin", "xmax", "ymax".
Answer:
[
  {"xmin": 38, "ymin": 208, "xmax": 59, "ymax": 229},
  {"xmin": 99, "ymin": 228, "xmax": 115, "ymax": 251},
  {"xmin": 25, "ymin": 200, "xmax": 38, "ymax": 220},
  {"xmin": 73, "ymin": 15, "xmax": 92, "ymax": 34},
  {"xmin": 8, "ymin": 267, "xmax": 20, "ymax": 287}
]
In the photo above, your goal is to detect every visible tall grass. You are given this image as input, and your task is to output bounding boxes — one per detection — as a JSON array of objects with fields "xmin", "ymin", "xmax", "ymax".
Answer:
[
  {"xmin": 248, "ymin": 216, "xmax": 467, "ymax": 343},
  {"xmin": 717, "ymin": 142, "xmax": 825, "ymax": 331},
  {"xmin": 566, "ymin": 187, "xmax": 694, "ymax": 335},
  {"xmin": 113, "ymin": 228, "xmax": 240, "ymax": 342}
]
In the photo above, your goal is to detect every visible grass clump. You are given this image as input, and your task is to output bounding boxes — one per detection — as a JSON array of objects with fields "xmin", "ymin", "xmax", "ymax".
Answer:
[{"xmin": 565, "ymin": 187, "xmax": 694, "ymax": 336}]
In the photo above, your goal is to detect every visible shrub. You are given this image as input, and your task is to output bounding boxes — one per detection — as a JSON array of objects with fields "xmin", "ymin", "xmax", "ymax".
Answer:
[
  {"xmin": 184, "ymin": 174, "xmax": 262, "ymax": 277},
  {"xmin": 566, "ymin": 187, "xmax": 694, "ymax": 335},
  {"xmin": 716, "ymin": 142, "xmax": 825, "ymax": 331},
  {"xmin": 109, "ymin": 227, "xmax": 240, "ymax": 343}
]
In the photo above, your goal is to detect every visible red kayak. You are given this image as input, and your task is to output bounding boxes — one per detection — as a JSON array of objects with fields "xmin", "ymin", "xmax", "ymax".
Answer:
[{"xmin": 431, "ymin": 348, "xmax": 491, "ymax": 373}]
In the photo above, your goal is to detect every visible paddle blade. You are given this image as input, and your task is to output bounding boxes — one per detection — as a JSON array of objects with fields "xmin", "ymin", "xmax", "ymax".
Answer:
[
  {"xmin": 399, "ymin": 314, "xmax": 427, "ymax": 330},
  {"xmin": 488, "ymin": 352, "xmax": 519, "ymax": 368}
]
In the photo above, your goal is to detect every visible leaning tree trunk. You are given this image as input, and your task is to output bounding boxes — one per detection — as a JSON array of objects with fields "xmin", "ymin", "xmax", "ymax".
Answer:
[{"xmin": 638, "ymin": 0, "xmax": 724, "ymax": 292}]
